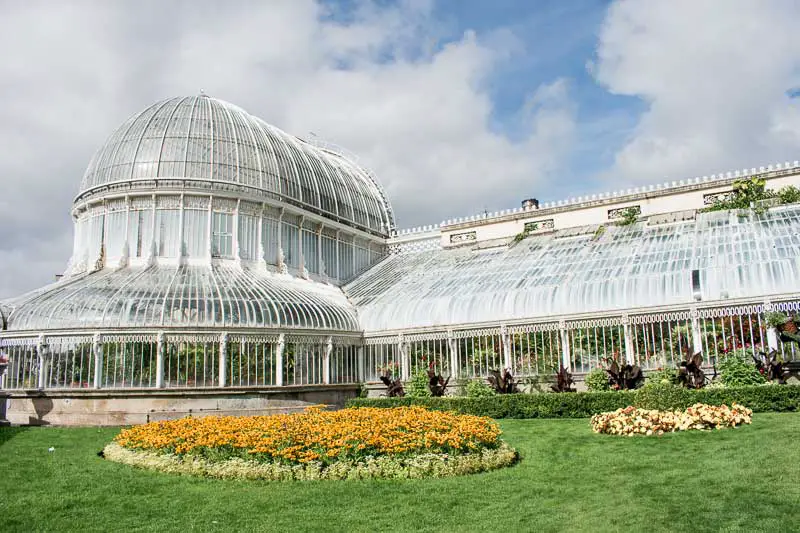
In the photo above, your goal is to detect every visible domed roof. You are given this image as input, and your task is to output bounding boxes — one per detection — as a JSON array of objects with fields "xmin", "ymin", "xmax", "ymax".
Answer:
[{"xmin": 78, "ymin": 95, "xmax": 394, "ymax": 235}]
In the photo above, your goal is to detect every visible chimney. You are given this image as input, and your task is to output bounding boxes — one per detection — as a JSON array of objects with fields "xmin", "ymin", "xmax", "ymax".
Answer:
[{"xmin": 521, "ymin": 198, "xmax": 539, "ymax": 210}]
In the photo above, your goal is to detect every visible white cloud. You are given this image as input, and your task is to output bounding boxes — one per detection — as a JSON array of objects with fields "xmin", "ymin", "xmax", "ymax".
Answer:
[
  {"xmin": 0, "ymin": 0, "xmax": 575, "ymax": 297},
  {"xmin": 593, "ymin": 0, "xmax": 800, "ymax": 185}
]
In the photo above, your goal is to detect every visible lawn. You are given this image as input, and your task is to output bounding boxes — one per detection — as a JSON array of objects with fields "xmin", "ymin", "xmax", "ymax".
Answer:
[{"xmin": 2, "ymin": 414, "xmax": 799, "ymax": 533}]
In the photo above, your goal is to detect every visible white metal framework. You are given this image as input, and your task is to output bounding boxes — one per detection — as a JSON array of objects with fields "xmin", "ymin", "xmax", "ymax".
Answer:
[
  {"xmin": 347, "ymin": 206, "xmax": 800, "ymax": 332},
  {"xmin": 1, "ymin": 333, "xmax": 362, "ymax": 390},
  {"xmin": 5, "ymin": 265, "xmax": 359, "ymax": 332},
  {"xmin": 1, "ymin": 94, "xmax": 800, "ymax": 393},
  {"xmin": 78, "ymin": 95, "xmax": 394, "ymax": 236},
  {"xmin": 359, "ymin": 300, "xmax": 800, "ymax": 383}
]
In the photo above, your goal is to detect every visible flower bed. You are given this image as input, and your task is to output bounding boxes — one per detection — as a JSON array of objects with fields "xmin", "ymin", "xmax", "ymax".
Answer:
[
  {"xmin": 590, "ymin": 403, "xmax": 753, "ymax": 436},
  {"xmin": 104, "ymin": 406, "xmax": 518, "ymax": 480}
]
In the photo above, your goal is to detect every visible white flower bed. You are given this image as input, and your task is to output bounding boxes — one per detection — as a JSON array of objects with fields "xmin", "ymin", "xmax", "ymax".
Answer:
[{"xmin": 590, "ymin": 403, "xmax": 753, "ymax": 436}]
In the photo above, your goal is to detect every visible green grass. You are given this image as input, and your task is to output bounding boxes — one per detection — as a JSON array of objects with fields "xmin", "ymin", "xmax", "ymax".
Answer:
[{"xmin": 2, "ymin": 414, "xmax": 800, "ymax": 533}]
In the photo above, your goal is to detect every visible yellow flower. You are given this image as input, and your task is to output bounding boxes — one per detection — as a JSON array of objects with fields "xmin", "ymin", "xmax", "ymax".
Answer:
[{"xmin": 114, "ymin": 406, "xmax": 502, "ymax": 465}]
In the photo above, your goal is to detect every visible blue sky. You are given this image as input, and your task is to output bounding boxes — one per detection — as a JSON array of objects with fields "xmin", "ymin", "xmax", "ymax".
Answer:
[
  {"xmin": 336, "ymin": 0, "xmax": 646, "ymax": 200},
  {"xmin": 321, "ymin": 0, "xmax": 656, "ymax": 206},
  {"xmin": 455, "ymin": 0, "xmax": 645, "ymax": 198}
]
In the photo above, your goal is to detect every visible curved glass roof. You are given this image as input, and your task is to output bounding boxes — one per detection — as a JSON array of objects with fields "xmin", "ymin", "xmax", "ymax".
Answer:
[
  {"xmin": 346, "ymin": 206, "xmax": 800, "ymax": 332},
  {"xmin": 78, "ymin": 95, "xmax": 394, "ymax": 235},
  {"xmin": 6, "ymin": 265, "xmax": 359, "ymax": 332}
]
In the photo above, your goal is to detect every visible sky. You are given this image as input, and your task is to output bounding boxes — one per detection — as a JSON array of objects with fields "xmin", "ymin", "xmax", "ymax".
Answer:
[{"xmin": 1, "ymin": 0, "xmax": 800, "ymax": 297}]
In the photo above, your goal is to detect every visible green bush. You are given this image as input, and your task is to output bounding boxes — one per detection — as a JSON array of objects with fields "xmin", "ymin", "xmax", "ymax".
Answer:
[
  {"xmin": 617, "ymin": 207, "xmax": 639, "ymax": 226},
  {"xmin": 406, "ymin": 369, "xmax": 432, "ymax": 398},
  {"xmin": 646, "ymin": 367, "xmax": 678, "ymax": 386},
  {"xmin": 765, "ymin": 311, "xmax": 789, "ymax": 328},
  {"xmin": 779, "ymin": 185, "xmax": 800, "ymax": 205},
  {"xmin": 585, "ymin": 368, "xmax": 610, "ymax": 391},
  {"xmin": 719, "ymin": 352, "xmax": 767, "ymax": 387},
  {"xmin": 634, "ymin": 383, "xmax": 693, "ymax": 411},
  {"xmin": 347, "ymin": 385, "xmax": 800, "ymax": 418},
  {"xmin": 464, "ymin": 379, "xmax": 496, "ymax": 398}
]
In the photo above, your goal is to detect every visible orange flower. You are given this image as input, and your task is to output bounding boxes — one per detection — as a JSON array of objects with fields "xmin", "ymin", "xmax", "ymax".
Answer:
[{"xmin": 114, "ymin": 406, "xmax": 502, "ymax": 465}]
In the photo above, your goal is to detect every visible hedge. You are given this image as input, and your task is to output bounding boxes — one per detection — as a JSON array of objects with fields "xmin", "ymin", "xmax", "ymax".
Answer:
[{"xmin": 346, "ymin": 385, "xmax": 800, "ymax": 419}]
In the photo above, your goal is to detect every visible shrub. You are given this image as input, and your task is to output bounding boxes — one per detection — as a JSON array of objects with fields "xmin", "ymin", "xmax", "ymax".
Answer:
[
  {"xmin": 676, "ymin": 353, "xmax": 707, "ymax": 389},
  {"xmin": 703, "ymin": 176, "xmax": 772, "ymax": 213},
  {"xmin": 603, "ymin": 358, "xmax": 644, "ymax": 390},
  {"xmin": 379, "ymin": 375, "xmax": 405, "ymax": 397},
  {"xmin": 590, "ymin": 403, "xmax": 752, "ymax": 436},
  {"xmin": 753, "ymin": 350, "xmax": 791, "ymax": 383},
  {"xmin": 700, "ymin": 179, "xmax": 800, "ymax": 215},
  {"xmin": 617, "ymin": 207, "xmax": 639, "ymax": 226},
  {"xmin": 487, "ymin": 369, "xmax": 520, "ymax": 394},
  {"xmin": 347, "ymin": 385, "xmax": 800, "ymax": 418},
  {"xmin": 550, "ymin": 365, "xmax": 576, "ymax": 393},
  {"xmin": 465, "ymin": 379, "xmax": 497, "ymax": 398},
  {"xmin": 635, "ymin": 382, "xmax": 694, "ymax": 411},
  {"xmin": 765, "ymin": 311, "xmax": 789, "ymax": 328},
  {"xmin": 718, "ymin": 352, "xmax": 767, "ymax": 387},
  {"xmin": 647, "ymin": 367, "xmax": 678, "ymax": 386},
  {"xmin": 585, "ymin": 367, "xmax": 610, "ymax": 391},
  {"xmin": 426, "ymin": 367, "xmax": 450, "ymax": 397},
  {"xmin": 406, "ymin": 369, "xmax": 432, "ymax": 398},
  {"xmin": 778, "ymin": 185, "xmax": 800, "ymax": 205}
]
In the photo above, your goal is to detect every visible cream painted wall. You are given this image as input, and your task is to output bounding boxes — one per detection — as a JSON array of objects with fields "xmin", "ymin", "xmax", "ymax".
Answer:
[{"xmin": 426, "ymin": 170, "xmax": 800, "ymax": 248}]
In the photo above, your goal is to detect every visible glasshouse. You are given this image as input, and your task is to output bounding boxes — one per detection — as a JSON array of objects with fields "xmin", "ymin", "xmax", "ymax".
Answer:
[{"xmin": 2, "ymin": 94, "xmax": 800, "ymax": 423}]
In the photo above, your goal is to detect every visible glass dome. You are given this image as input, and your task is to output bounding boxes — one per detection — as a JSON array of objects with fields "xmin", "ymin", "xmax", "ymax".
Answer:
[
  {"xmin": 5, "ymin": 265, "xmax": 359, "ymax": 332},
  {"xmin": 1, "ymin": 95, "xmax": 388, "ymax": 336},
  {"xmin": 78, "ymin": 94, "xmax": 394, "ymax": 235}
]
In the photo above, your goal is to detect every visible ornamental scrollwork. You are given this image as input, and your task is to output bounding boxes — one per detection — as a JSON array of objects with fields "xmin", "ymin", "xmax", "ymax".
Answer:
[
  {"xmin": 106, "ymin": 198, "xmax": 128, "ymax": 212},
  {"xmin": 523, "ymin": 219, "xmax": 554, "ymax": 232},
  {"xmin": 156, "ymin": 195, "xmax": 182, "ymax": 209},
  {"xmin": 130, "ymin": 196, "xmax": 153, "ymax": 211},
  {"xmin": 703, "ymin": 191, "xmax": 734, "ymax": 205},
  {"xmin": 238, "ymin": 201, "xmax": 261, "ymax": 216},
  {"xmin": 608, "ymin": 205, "xmax": 641, "ymax": 220},
  {"xmin": 212, "ymin": 198, "xmax": 237, "ymax": 213},
  {"xmin": 449, "ymin": 231, "xmax": 476, "ymax": 244},
  {"xmin": 184, "ymin": 196, "xmax": 210, "ymax": 210},
  {"xmin": 99, "ymin": 334, "xmax": 156, "ymax": 345}
]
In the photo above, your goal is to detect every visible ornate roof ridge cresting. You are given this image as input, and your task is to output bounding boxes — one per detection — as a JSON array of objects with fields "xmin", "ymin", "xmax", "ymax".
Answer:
[
  {"xmin": 456, "ymin": 160, "xmax": 800, "ymax": 226},
  {"xmin": 387, "ymin": 160, "xmax": 800, "ymax": 235}
]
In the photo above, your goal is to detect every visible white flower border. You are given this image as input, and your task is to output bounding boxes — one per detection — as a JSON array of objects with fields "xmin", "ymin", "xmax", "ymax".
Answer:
[{"xmin": 102, "ymin": 442, "xmax": 519, "ymax": 481}]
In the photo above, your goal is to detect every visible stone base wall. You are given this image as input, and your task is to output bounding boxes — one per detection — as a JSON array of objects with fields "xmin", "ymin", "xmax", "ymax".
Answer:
[{"xmin": 4, "ymin": 385, "xmax": 361, "ymax": 426}]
